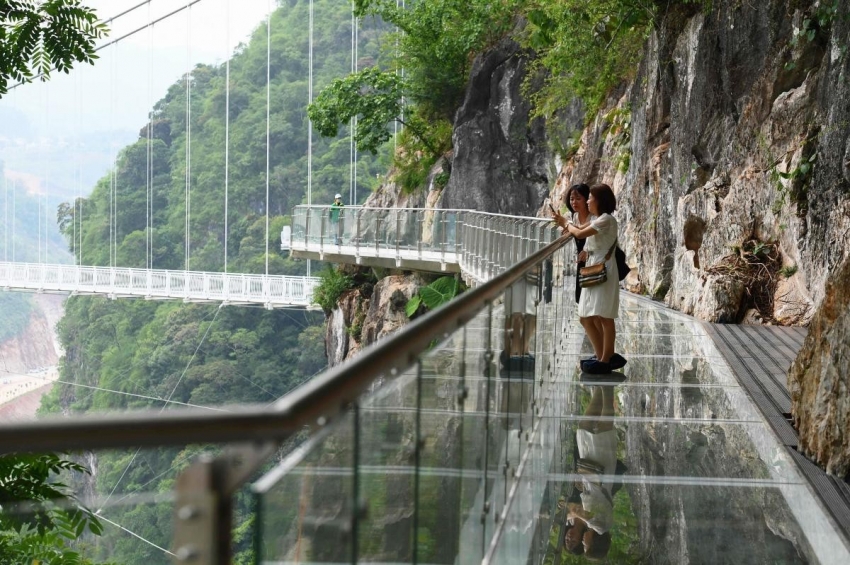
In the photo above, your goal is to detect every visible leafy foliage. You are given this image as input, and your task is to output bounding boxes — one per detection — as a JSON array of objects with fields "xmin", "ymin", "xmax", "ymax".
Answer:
[
  {"xmin": 0, "ymin": 0, "xmax": 108, "ymax": 96},
  {"xmin": 312, "ymin": 266, "xmax": 354, "ymax": 313},
  {"xmin": 521, "ymin": 0, "xmax": 654, "ymax": 120},
  {"xmin": 0, "ymin": 454, "xmax": 112, "ymax": 564},
  {"xmin": 355, "ymin": 0, "xmax": 519, "ymax": 120},
  {"xmin": 405, "ymin": 275, "xmax": 461, "ymax": 318},
  {"xmin": 309, "ymin": 67, "xmax": 405, "ymax": 154}
]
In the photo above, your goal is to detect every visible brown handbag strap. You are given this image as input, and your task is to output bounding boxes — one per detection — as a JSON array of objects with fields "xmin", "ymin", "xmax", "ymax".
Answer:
[{"xmin": 603, "ymin": 239, "xmax": 618, "ymax": 261}]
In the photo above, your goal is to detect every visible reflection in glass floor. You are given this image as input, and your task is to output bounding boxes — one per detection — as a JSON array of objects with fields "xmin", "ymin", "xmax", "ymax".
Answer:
[{"xmin": 254, "ymin": 287, "xmax": 850, "ymax": 564}]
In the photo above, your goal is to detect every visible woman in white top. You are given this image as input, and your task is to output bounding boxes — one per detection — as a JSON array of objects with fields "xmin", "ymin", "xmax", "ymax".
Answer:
[{"xmin": 564, "ymin": 184, "xmax": 625, "ymax": 374}]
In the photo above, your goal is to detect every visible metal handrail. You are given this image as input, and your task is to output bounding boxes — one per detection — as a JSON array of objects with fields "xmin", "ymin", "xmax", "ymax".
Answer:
[
  {"xmin": 0, "ymin": 261, "xmax": 320, "ymax": 307},
  {"xmin": 0, "ymin": 234, "xmax": 570, "ymax": 454}
]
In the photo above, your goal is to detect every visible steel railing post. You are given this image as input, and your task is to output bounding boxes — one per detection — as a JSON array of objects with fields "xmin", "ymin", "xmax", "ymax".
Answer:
[
  {"xmin": 355, "ymin": 209, "xmax": 362, "ymax": 262},
  {"xmin": 417, "ymin": 210, "xmax": 423, "ymax": 260},
  {"xmin": 320, "ymin": 210, "xmax": 326, "ymax": 253},
  {"xmin": 395, "ymin": 210, "xmax": 401, "ymax": 263}
]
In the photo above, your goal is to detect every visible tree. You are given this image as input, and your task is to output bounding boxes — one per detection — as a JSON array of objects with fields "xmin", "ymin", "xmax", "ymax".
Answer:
[
  {"xmin": 0, "ymin": 453, "xmax": 114, "ymax": 564},
  {"xmin": 309, "ymin": 66, "xmax": 419, "ymax": 154},
  {"xmin": 0, "ymin": 0, "xmax": 107, "ymax": 96}
]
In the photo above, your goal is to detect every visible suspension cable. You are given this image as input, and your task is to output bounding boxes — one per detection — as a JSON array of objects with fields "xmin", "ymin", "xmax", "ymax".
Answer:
[
  {"xmin": 3, "ymin": 175, "xmax": 7, "ymax": 263},
  {"xmin": 146, "ymin": 1, "xmax": 153, "ymax": 270},
  {"xmin": 97, "ymin": 514, "xmax": 176, "ymax": 558},
  {"xmin": 185, "ymin": 1, "xmax": 192, "ymax": 271},
  {"xmin": 109, "ymin": 46, "xmax": 117, "ymax": 268},
  {"xmin": 265, "ymin": 0, "xmax": 271, "ymax": 277},
  {"xmin": 100, "ymin": 304, "xmax": 223, "ymax": 510},
  {"xmin": 224, "ymin": 0, "xmax": 230, "ymax": 273},
  {"xmin": 74, "ymin": 71, "xmax": 80, "ymax": 265},
  {"xmin": 350, "ymin": 1, "xmax": 354, "ymax": 204},
  {"xmin": 43, "ymin": 83, "xmax": 49, "ymax": 264},
  {"xmin": 308, "ymin": 0, "xmax": 313, "ymax": 209},
  {"xmin": 353, "ymin": 13, "xmax": 359, "ymax": 204}
]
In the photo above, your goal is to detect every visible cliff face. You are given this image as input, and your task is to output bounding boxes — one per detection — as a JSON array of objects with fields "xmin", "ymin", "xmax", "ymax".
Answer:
[
  {"xmin": 550, "ymin": 0, "xmax": 849, "ymax": 325},
  {"xmin": 789, "ymin": 256, "xmax": 850, "ymax": 477},
  {"xmin": 537, "ymin": 0, "xmax": 850, "ymax": 474},
  {"xmin": 325, "ymin": 272, "xmax": 427, "ymax": 367},
  {"xmin": 436, "ymin": 38, "xmax": 556, "ymax": 216},
  {"xmin": 353, "ymin": 0, "xmax": 850, "ymax": 474},
  {"xmin": 0, "ymin": 295, "xmax": 63, "ymax": 373}
]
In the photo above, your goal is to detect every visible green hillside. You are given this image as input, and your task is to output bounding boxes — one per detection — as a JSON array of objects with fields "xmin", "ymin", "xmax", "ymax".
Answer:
[{"xmin": 39, "ymin": 1, "xmax": 385, "ymax": 562}]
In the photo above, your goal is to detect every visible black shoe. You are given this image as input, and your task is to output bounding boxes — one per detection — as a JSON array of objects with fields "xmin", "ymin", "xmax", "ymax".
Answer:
[
  {"xmin": 584, "ymin": 360, "xmax": 612, "ymax": 374},
  {"xmin": 579, "ymin": 371, "xmax": 627, "ymax": 383},
  {"xmin": 609, "ymin": 353, "xmax": 627, "ymax": 370}
]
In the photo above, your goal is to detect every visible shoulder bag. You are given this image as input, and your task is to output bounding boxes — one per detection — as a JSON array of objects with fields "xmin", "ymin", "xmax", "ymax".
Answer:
[{"xmin": 578, "ymin": 241, "xmax": 617, "ymax": 288}]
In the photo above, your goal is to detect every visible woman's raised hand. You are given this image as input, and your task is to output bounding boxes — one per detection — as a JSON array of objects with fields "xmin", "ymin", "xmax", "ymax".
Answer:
[{"xmin": 551, "ymin": 208, "xmax": 567, "ymax": 229}]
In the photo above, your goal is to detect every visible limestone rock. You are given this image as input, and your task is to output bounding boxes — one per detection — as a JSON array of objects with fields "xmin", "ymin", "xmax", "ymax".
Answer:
[
  {"xmin": 438, "ymin": 38, "xmax": 553, "ymax": 216},
  {"xmin": 361, "ymin": 274, "xmax": 426, "ymax": 346},
  {"xmin": 789, "ymin": 258, "xmax": 850, "ymax": 477},
  {"xmin": 325, "ymin": 273, "xmax": 428, "ymax": 367},
  {"xmin": 547, "ymin": 0, "xmax": 850, "ymax": 323}
]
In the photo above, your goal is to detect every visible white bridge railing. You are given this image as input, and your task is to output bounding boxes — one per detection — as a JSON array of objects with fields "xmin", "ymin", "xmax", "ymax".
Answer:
[
  {"xmin": 0, "ymin": 262, "xmax": 319, "ymax": 308},
  {"xmin": 287, "ymin": 205, "xmax": 559, "ymax": 282}
]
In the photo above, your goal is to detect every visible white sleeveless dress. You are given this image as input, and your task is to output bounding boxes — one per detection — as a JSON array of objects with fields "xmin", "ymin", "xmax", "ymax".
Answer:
[{"xmin": 577, "ymin": 214, "xmax": 619, "ymax": 319}]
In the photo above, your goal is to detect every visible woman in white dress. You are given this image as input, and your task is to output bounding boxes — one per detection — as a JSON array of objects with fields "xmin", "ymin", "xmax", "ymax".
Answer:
[{"xmin": 564, "ymin": 184, "xmax": 626, "ymax": 374}]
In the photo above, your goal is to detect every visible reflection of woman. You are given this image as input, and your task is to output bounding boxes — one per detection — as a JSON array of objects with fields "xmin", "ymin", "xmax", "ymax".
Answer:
[{"xmin": 564, "ymin": 385, "xmax": 618, "ymax": 560}]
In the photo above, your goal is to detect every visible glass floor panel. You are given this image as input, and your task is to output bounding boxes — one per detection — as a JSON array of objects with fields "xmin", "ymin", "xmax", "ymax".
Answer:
[{"xmin": 255, "ymin": 285, "xmax": 849, "ymax": 564}]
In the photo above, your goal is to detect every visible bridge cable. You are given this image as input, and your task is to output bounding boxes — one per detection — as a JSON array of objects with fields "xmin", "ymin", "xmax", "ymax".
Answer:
[
  {"xmin": 349, "ymin": 1, "xmax": 355, "ymax": 204},
  {"xmin": 74, "ymin": 70, "xmax": 81, "ymax": 264},
  {"xmin": 41, "ymin": 84, "xmax": 47, "ymax": 264},
  {"xmin": 99, "ymin": 304, "xmax": 222, "ymax": 512},
  {"xmin": 12, "ymin": 178, "xmax": 16, "ymax": 262},
  {"xmin": 4, "ymin": 0, "xmax": 212, "ymax": 93},
  {"xmin": 109, "ymin": 46, "xmax": 116, "ymax": 269},
  {"xmin": 7, "ymin": 371, "xmax": 229, "ymax": 412},
  {"xmin": 146, "ymin": 0, "xmax": 153, "ymax": 270},
  {"xmin": 354, "ymin": 8, "xmax": 359, "ymax": 204},
  {"xmin": 97, "ymin": 514, "xmax": 176, "ymax": 558},
  {"xmin": 185, "ymin": 1, "xmax": 193, "ymax": 271},
  {"xmin": 3, "ymin": 173, "xmax": 7, "ymax": 263},
  {"xmin": 224, "ymin": 0, "xmax": 230, "ymax": 273},
  {"xmin": 45, "ymin": 82, "xmax": 51, "ymax": 264},
  {"xmin": 306, "ymin": 0, "xmax": 313, "ymax": 279},
  {"xmin": 265, "ymin": 0, "xmax": 271, "ymax": 277}
]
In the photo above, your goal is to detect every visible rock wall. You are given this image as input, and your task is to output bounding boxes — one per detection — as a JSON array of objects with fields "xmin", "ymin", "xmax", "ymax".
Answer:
[
  {"xmin": 0, "ymin": 295, "xmax": 63, "ymax": 373},
  {"xmin": 549, "ymin": 0, "xmax": 849, "ymax": 324},
  {"xmin": 325, "ymin": 271, "xmax": 427, "ymax": 367},
  {"xmin": 789, "ymin": 256, "xmax": 850, "ymax": 478},
  {"xmin": 436, "ymin": 38, "xmax": 556, "ymax": 217}
]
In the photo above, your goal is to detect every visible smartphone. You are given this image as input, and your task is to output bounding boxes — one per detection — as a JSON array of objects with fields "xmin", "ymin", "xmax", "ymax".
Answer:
[{"xmin": 548, "ymin": 202, "xmax": 557, "ymax": 214}]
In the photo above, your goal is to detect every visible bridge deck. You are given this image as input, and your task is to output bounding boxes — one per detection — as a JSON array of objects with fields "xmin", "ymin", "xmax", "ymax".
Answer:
[
  {"xmin": 0, "ymin": 261, "xmax": 319, "ymax": 308},
  {"xmin": 705, "ymin": 322, "xmax": 850, "ymax": 542}
]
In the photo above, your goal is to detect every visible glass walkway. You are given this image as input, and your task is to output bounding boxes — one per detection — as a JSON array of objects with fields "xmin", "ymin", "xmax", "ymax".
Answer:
[
  {"xmin": 252, "ymin": 283, "xmax": 848, "ymax": 565},
  {"xmin": 0, "ymin": 208, "xmax": 847, "ymax": 564}
]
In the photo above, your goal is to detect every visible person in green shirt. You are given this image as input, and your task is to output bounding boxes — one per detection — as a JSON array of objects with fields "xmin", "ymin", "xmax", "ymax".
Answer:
[{"xmin": 330, "ymin": 193, "xmax": 344, "ymax": 244}]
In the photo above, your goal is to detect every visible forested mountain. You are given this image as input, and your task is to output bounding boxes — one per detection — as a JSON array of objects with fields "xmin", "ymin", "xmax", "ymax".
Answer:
[{"xmin": 38, "ymin": 1, "xmax": 387, "ymax": 562}]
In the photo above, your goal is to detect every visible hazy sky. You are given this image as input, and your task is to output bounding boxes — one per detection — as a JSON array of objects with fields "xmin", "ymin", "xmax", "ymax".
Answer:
[{"xmin": 1, "ymin": 0, "xmax": 274, "ymax": 138}]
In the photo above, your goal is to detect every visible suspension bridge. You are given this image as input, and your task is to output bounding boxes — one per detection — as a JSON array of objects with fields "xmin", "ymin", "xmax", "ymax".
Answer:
[
  {"xmin": 0, "ymin": 0, "xmax": 554, "ymax": 308},
  {"xmin": 3, "ymin": 2, "xmax": 848, "ymax": 564}
]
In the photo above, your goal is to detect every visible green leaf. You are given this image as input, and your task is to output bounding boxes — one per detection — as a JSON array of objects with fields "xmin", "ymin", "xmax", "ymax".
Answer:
[
  {"xmin": 799, "ymin": 162, "xmax": 811, "ymax": 175},
  {"xmin": 405, "ymin": 294, "xmax": 422, "ymax": 318},
  {"xmin": 419, "ymin": 276, "xmax": 459, "ymax": 310}
]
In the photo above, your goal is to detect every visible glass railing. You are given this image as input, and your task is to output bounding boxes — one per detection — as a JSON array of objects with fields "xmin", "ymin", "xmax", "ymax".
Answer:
[
  {"xmin": 254, "ymin": 240, "xmax": 573, "ymax": 564},
  {"xmin": 289, "ymin": 205, "xmax": 557, "ymax": 281},
  {"xmin": 0, "ymin": 261, "xmax": 320, "ymax": 307},
  {"xmin": 2, "ymin": 217, "xmax": 850, "ymax": 564}
]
